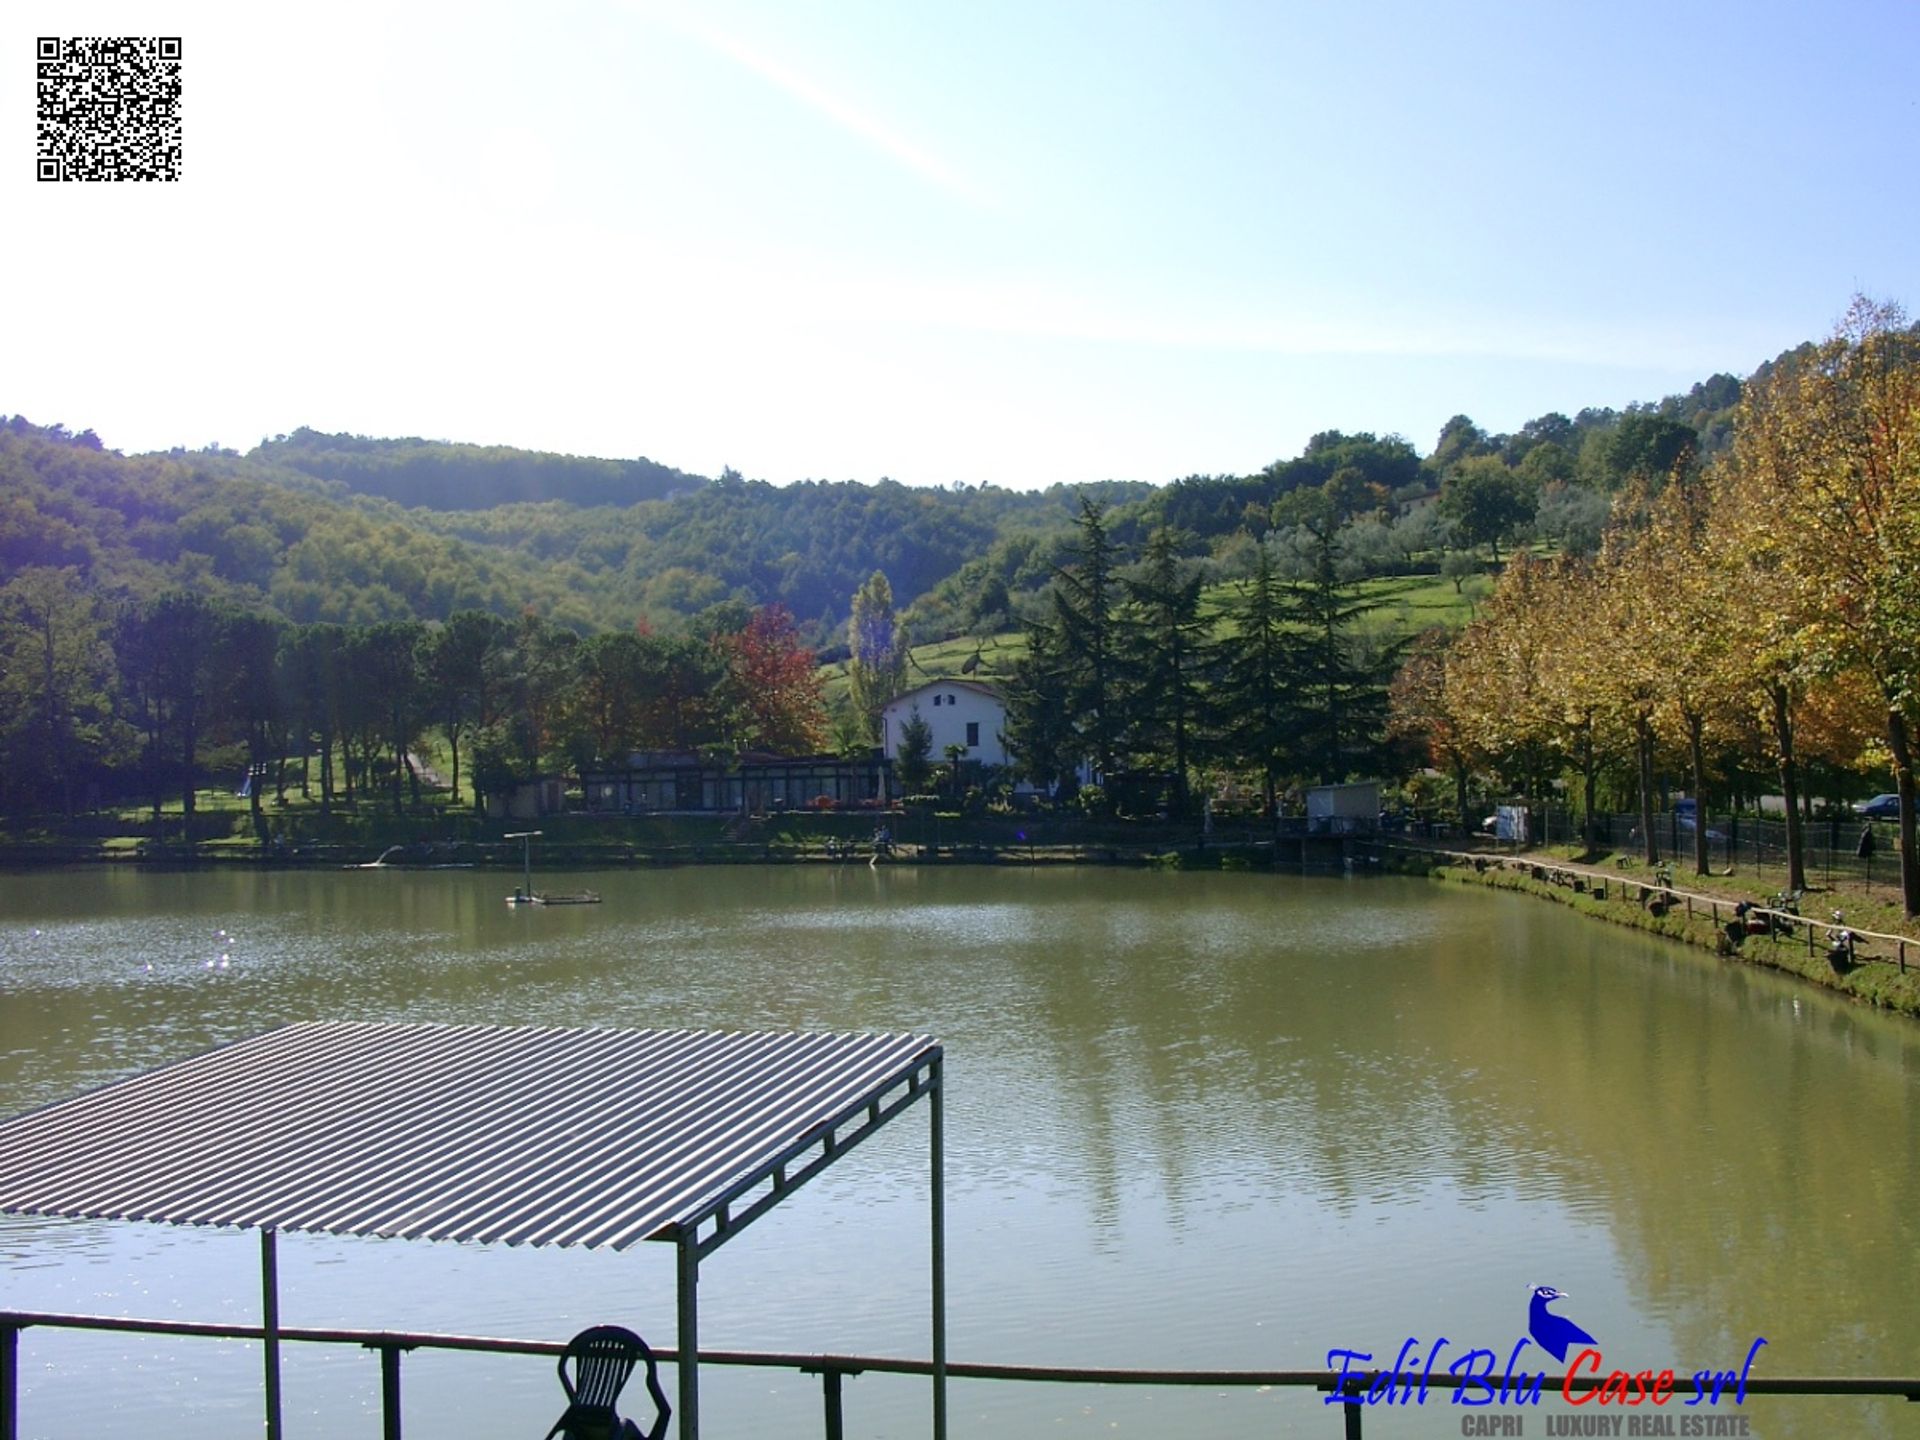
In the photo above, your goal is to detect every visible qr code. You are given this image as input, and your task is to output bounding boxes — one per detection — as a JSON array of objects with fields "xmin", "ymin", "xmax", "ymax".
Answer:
[{"xmin": 37, "ymin": 37, "xmax": 182, "ymax": 182}]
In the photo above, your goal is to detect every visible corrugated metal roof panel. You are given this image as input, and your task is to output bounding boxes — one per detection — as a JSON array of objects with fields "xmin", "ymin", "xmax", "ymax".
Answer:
[{"xmin": 0, "ymin": 1022, "xmax": 940, "ymax": 1251}]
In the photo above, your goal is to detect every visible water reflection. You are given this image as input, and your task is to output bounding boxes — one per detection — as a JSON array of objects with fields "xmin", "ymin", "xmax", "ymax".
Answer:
[{"xmin": 1, "ymin": 866, "xmax": 1917, "ymax": 1436}]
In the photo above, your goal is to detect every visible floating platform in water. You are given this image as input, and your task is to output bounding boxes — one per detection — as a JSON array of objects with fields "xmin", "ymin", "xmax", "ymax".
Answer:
[{"xmin": 506, "ymin": 890, "xmax": 602, "ymax": 906}]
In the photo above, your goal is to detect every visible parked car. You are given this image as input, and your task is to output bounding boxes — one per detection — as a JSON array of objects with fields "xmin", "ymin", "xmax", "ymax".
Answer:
[
  {"xmin": 1854, "ymin": 794, "xmax": 1901, "ymax": 819},
  {"xmin": 1671, "ymin": 799, "xmax": 1727, "ymax": 841}
]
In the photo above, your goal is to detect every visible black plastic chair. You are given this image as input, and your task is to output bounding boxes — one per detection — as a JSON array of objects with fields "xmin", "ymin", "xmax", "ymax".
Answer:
[{"xmin": 543, "ymin": 1325, "xmax": 671, "ymax": 1440}]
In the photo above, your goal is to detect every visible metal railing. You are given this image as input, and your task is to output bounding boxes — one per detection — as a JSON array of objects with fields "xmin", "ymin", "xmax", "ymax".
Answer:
[
  {"xmin": 1426, "ymin": 848, "xmax": 1920, "ymax": 973},
  {"xmin": 1523, "ymin": 809, "xmax": 1902, "ymax": 892},
  {"xmin": 4, "ymin": 1309, "xmax": 1919, "ymax": 1439}
]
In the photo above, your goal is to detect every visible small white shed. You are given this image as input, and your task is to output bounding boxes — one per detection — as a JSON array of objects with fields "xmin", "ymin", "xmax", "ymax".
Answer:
[{"xmin": 1305, "ymin": 781, "xmax": 1380, "ymax": 834}]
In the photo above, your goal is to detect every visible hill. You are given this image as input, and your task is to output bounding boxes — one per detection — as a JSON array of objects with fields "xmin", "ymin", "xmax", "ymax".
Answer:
[
  {"xmin": 251, "ymin": 428, "xmax": 706, "ymax": 510},
  {"xmin": 2, "ymin": 331, "xmax": 1815, "ymax": 649},
  {"xmin": 0, "ymin": 418, "xmax": 591, "ymax": 626}
]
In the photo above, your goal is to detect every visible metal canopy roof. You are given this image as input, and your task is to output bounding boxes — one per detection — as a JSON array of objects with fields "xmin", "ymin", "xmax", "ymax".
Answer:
[{"xmin": 0, "ymin": 1021, "xmax": 940, "ymax": 1251}]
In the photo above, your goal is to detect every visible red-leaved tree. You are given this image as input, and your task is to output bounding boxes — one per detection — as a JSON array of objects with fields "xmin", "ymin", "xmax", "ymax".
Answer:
[{"xmin": 719, "ymin": 605, "xmax": 827, "ymax": 754}]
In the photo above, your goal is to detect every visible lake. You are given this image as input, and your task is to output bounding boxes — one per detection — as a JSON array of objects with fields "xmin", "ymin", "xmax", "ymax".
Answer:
[{"xmin": 2, "ymin": 864, "xmax": 1918, "ymax": 1438}]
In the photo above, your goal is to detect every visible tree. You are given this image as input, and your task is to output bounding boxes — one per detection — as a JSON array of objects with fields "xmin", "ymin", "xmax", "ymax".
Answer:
[
  {"xmin": 418, "ymin": 610, "xmax": 510, "ymax": 803},
  {"xmin": 634, "ymin": 633, "xmax": 727, "ymax": 750},
  {"xmin": 1724, "ymin": 296, "xmax": 1920, "ymax": 911},
  {"xmin": 506, "ymin": 612, "xmax": 581, "ymax": 783},
  {"xmin": 119, "ymin": 593, "xmax": 223, "ymax": 824},
  {"xmin": 279, "ymin": 623, "xmax": 346, "ymax": 812},
  {"xmin": 1274, "ymin": 496, "xmax": 1397, "ymax": 784},
  {"xmin": 895, "ymin": 708, "xmax": 934, "ymax": 794},
  {"xmin": 719, "ymin": 605, "xmax": 826, "ymax": 753},
  {"xmin": 0, "ymin": 567, "xmax": 117, "ymax": 816},
  {"xmin": 348, "ymin": 620, "xmax": 426, "ymax": 815},
  {"xmin": 1049, "ymin": 497, "xmax": 1127, "ymax": 785},
  {"xmin": 1430, "ymin": 414, "xmax": 1492, "ymax": 472},
  {"xmin": 1443, "ymin": 553, "xmax": 1564, "ymax": 821},
  {"xmin": 1532, "ymin": 481, "xmax": 1610, "ymax": 557},
  {"xmin": 1212, "ymin": 546, "xmax": 1293, "ymax": 814},
  {"xmin": 1581, "ymin": 412, "xmax": 1698, "ymax": 493},
  {"xmin": 1122, "ymin": 528, "xmax": 1207, "ymax": 812},
  {"xmin": 943, "ymin": 741, "xmax": 967, "ymax": 799},
  {"xmin": 1004, "ymin": 613, "xmax": 1080, "ymax": 796},
  {"xmin": 1531, "ymin": 555, "xmax": 1630, "ymax": 854},
  {"xmin": 1438, "ymin": 457, "xmax": 1537, "ymax": 567},
  {"xmin": 570, "ymin": 632, "xmax": 650, "ymax": 763},
  {"xmin": 224, "ymin": 611, "xmax": 286, "ymax": 837},
  {"xmin": 1588, "ymin": 517, "xmax": 1669, "ymax": 865},
  {"xmin": 846, "ymin": 571, "xmax": 908, "ymax": 745},
  {"xmin": 1639, "ymin": 474, "xmax": 1744, "ymax": 875},
  {"xmin": 1388, "ymin": 628, "xmax": 1478, "ymax": 831}
]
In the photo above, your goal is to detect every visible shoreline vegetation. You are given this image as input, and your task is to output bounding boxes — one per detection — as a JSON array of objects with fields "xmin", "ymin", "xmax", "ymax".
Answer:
[{"xmin": 1411, "ymin": 846, "xmax": 1920, "ymax": 1021}]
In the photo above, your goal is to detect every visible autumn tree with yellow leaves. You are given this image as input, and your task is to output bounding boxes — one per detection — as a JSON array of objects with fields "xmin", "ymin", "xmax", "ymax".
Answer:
[
  {"xmin": 1720, "ymin": 297, "xmax": 1920, "ymax": 912},
  {"xmin": 1442, "ymin": 551, "xmax": 1565, "ymax": 821}
]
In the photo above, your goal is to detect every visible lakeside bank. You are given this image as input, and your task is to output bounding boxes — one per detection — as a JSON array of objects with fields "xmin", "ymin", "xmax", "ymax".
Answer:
[{"xmin": 1395, "ymin": 843, "xmax": 1920, "ymax": 1020}]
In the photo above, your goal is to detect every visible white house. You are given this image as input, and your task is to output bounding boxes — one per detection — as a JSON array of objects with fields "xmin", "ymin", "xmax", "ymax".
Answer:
[{"xmin": 880, "ymin": 679, "xmax": 1010, "ymax": 768}]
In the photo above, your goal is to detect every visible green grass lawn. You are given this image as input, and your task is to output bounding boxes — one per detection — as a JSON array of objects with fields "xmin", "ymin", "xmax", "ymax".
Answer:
[
  {"xmin": 825, "ymin": 563, "xmax": 1489, "ymax": 699},
  {"xmin": 1351, "ymin": 570, "xmax": 1490, "ymax": 632},
  {"xmin": 821, "ymin": 631, "xmax": 1030, "ymax": 704}
]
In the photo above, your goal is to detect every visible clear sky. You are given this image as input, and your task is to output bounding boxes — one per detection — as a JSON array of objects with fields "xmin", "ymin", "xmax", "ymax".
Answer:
[{"xmin": 7, "ymin": 0, "xmax": 1918, "ymax": 489}]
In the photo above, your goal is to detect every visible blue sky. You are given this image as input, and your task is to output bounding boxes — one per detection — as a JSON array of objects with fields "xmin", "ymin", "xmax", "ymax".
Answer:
[{"xmin": 8, "ymin": 0, "xmax": 1917, "ymax": 488}]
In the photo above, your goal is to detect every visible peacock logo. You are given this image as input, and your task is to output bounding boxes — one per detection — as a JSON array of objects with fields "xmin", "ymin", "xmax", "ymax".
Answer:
[{"xmin": 1527, "ymin": 1285, "xmax": 1597, "ymax": 1364}]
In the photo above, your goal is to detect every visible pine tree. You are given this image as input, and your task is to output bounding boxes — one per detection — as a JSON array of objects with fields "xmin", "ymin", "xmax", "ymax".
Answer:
[
  {"xmin": 1212, "ymin": 547, "xmax": 1294, "ymax": 815},
  {"xmin": 1122, "ymin": 528, "xmax": 1207, "ymax": 813},
  {"xmin": 1004, "ymin": 611, "xmax": 1080, "ymax": 796},
  {"xmin": 1275, "ymin": 499, "xmax": 1397, "ymax": 784},
  {"xmin": 895, "ymin": 708, "xmax": 934, "ymax": 794},
  {"xmin": 1050, "ymin": 497, "xmax": 1126, "ymax": 784}
]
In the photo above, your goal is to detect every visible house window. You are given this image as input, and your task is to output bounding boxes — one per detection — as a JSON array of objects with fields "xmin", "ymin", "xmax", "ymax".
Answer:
[
  {"xmin": 966, "ymin": 722, "xmax": 979, "ymax": 748},
  {"xmin": 932, "ymin": 694, "xmax": 942, "ymax": 707}
]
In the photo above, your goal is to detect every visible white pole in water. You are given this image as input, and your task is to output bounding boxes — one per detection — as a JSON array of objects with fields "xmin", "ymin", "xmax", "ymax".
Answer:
[{"xmin": 505, "ymin": 830, "xmax": 541, "ymax": 900}]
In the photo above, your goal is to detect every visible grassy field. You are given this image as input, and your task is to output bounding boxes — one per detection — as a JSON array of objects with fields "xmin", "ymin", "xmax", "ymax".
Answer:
[
  {"xmin": 1350, "ymin": 569, "xmax": 1490, "ymax": 632},
  {"xmin": 826, "ymin": 562, "xmax": 1489, "ymax": 698},
  {"xmin": 821, "ymin": 631, "xmax": 1030, "ymax": 703}
]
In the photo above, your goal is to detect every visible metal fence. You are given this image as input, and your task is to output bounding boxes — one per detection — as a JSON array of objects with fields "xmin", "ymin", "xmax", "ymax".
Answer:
[
  {"xmin": 1584, "ymin": 809, "xmax": 1901, "ymax": 891},
  {"xmin": 1444, "ymin": 805, "xmax": 1902, "ymax": 892},
  {"xmin": 5, "ymin": 1309, "xmax": 1920, "ymax": 1440}
]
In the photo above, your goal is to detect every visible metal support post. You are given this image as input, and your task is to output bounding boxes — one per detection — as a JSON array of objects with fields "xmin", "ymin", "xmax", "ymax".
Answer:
[
  {"xmin": 2, "ymin": 1323, "xmax": 18, "ymax": 1440},
  {"xmin": 380, "ymin": 1345, "xmax": 404, "ymax": 1440},
  {"xmin": 677, "ymin": 1231, "xmax": 700, "ymax": 1440},
  {"xmin": 821, "ymin": 1368, "xmax": 844, "ymax": 1440},
  {"xmin": 261, "ymin": 1228, "xmax": 283, "ymax": 1440},
  {"xmin": 930, "ymin": 1056, "xmax": 947, "ymax": 1440}
]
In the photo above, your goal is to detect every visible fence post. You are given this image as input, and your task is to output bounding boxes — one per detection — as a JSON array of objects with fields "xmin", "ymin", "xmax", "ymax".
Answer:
[
  {"xmin": 379, "ymin": 1344, "xmax": 406, "ymax": 1440},
  {"xmin": 822, "ymin": 1367, "xmax": 844, "ymax": 1440},
  {"xmin": 2, "ymin": 1323, "xmax": 17, "ymax": 1440}
]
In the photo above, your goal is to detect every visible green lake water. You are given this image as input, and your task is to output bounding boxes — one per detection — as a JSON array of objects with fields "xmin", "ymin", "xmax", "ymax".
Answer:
[{"xmin": 1, "ymin": 864, "xmax": 1917, "ymax": 1438}]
